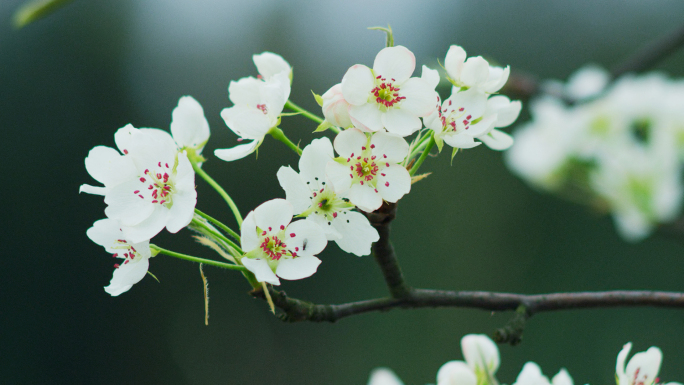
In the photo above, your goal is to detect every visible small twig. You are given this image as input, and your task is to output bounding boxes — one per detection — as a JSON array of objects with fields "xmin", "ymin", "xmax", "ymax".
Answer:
[
  {"xmin": 493, "ymin": 305, "xmax": 530, "ymax": 346},
  {"xmin": 610, "ymin": 23, "xmax": 684, "ymax": 79}
]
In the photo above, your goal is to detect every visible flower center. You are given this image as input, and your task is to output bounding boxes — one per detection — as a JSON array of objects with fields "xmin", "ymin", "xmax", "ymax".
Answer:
[
  {"xmin": 437, "ymin": 100, "xmax": 471, "ymax": 133},
  {"xmin": 255, "ymin": 225, "xmax": 299, "ymax": 263},
  {"xmin": 337, "ymin": 141, "xmax": 392, "ymax": 191},
  {"xmin": 111, "ymin": 239, "xmax": 140, "ymax": 268},
  {"xmin": 256, "ymin": 104, "xmax": 268, "ymax": 115},
  {"xmin": 134, "ymin": 161, "xmax": 175, "ymax": 207},
  {"xmin": 370, "ymin": 75, "xmax": 406, "ymax": 109}
]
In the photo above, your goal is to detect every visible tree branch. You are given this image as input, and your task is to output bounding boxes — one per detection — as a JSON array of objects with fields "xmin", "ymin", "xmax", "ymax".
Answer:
[{"xmin": 251, "ymin": 288, "xmax": 684, "ymax": 323}]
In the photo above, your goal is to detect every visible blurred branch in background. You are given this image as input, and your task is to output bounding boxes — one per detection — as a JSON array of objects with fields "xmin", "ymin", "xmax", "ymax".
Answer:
[
  {"xmin": 12, "ymin": 0, "xmax": 75, "ymax": 29},
  {"xmin": 503, "ymin": 22, "xmax": 684, "ymax": 101}
]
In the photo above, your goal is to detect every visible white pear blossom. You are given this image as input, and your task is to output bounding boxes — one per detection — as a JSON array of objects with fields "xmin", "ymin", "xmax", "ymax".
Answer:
[
  {"xmin": 326, "ymin": 128, "xmax": 411, "ymax": 212},
  {"xmin": 513, "ymin": 362, "xmax": 573, "ymax": 385},
  {"xmin": 277, "ymin": 137, "xmax": 379, "ymax": 256},
  {"xmin": 341, "ymin": 45, "xmax": 438, "ymax": 136},
  {"xmin": 321, "ymin": 83, "xmax": 353, "ymax": 128},
  {"xmin": 437, "ymin": 334, "xmax": 500, "ymax": 385},
  {"xmin": 368, "ymin": 368, "xmax": 404, "ymax": 385},
  {"xmin": 615, "ymin": 343, "xmax": 679, "ymax": 385},
  {"xmin": 87, "ymin": 218, "xmax": 153, "ymax": 296},
  {"xmin": 81, "ymin": 125, "xmax": 197, "ymax": 243},
  {"xmin": 215, "ymin": 52, "xmax": 291, "ymax": 162},
  {"xmin": 240, "ymin": 199, "xmax": 327, "ymax": 285},
  {"xmin": 444, "ymin": 45, "xmax": 510, "ymax": 94},
  {"xmin": 170, "ymin": 95, "xmax": 210, "ymax": 156}
]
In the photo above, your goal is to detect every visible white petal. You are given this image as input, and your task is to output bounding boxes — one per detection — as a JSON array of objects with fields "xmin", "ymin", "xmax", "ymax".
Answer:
[
  {"xmin": 104, "ymin": 180, "xmax": 155, "ymax": 227},
  {"xmin": 616, "ymin": 343, "xmax": 632, "ymax": 381},
  {"xmin": 113, "ymin": 124, "xmax": 138, "ymax": 155},
  {"xmin": 165, "ymin": 152, "xmax": 196, "ymax": 233},
  {"xmin": 448, "ymin": 88, "xmax": 488, "ymax": 119},
  {"xmin": 349, "ymin": 104, "xmax": 384, "ymax": 132},
  {"xmin": 368, "ymin": 368, "xmax": 404, "ymax": 385},
  {"xmin": 253, "ymin": 51, "xmax": 291, "ymax": 80},
  {"xmin": 300, "ymin": 137, "xmax": 335, "ymax": 183},
  {"xmin": 104, "ymin": 257, "xmax": 149, "ymax": 296},
  {"xmin": 285, "ymin": 219, "xmax": 327, "ymax": 257},
  {"xmin": 276, "ymin": 256, "xmax": 322, "ymax": 280},
  {"xmin": 79, "ymin": 184, "xmax": 107, "ymax": 196},
  {"xmin": 214, "ymin": 140, "xmax": 260, "ymax": 162},
  {"xmin": 277, "ymin": 166, "xmax": 312, "ymax": 214},
  {"xmin": 220, "ymin": 105, "xmax": 273, "ymax": 140},
  {"xmin": 377, "ymin": 164, "xmax": 411, "ymax": 203},
  {"xmin": 331, "ymin": 211, "xmax": 379, "ymax": 256},
  {"xmin": 84, "ymin": 146, "xmax": 136, "ymax": 187},
  {"xmin": 551, "ymin": 369, "xmax": 573, "ymax": 385},
  {"xmin": 486, "ymin": 96, "xmax": 522, "ymax": 128},
  {"xmin": 349, "ymin": 183, "xmax": 383, "ymax": 212},
  {"xmin": 461, "ymin": 56, "xmax": 490, "ymax": 87},
  {"xmin": 398, "ymin": 77, "xmax": 438, "ymax": 117},
  {"xmin": 436, "ymin": 361, "xmax": 477, "ymax": 385},
  {"xmin": 467, "ymin": 114, "xmax": 498, "ymax": 137},
  {"xmin": 228, "ymin": 77, "xmax": 263, "ymax": 106},
  {"xmin": 307, "ymin": 214, "xmax": 342, "ymax": 240},
  {"xmin": 444, "ymin": 45, "xmax": 467, "ymax": 80},
  {"xmin": 254, "ymin": 199, "xmax": 293, "ymax": 232},
  {"xmin": 262, "ymin": 71, "xmax": 291, "ymax": 118},
  {"xmin": 121, "ymin": 205, "xmax": 168, "ymax": 243},
  {"xmin": 326, "ymin": 161, "xmax": 353, "ymax": 195},
  {"xmin": 478, "ymin": 129, "xmax": 514, "ymax": 151},
  {"xmin": 462, "ymin": 334, "xmax": 500, "ymax": 374},
  {"xmin": 514, "ymin": 362, "xmax": 550, "ymax": 385},
  {"xmin": 443, "ymin": 132, "xmax": 481, "ymax": 149},
  {"xmin": 625, "ymin": 347, "xmax": 662, "ymax": 385},
  {"xmin": 241, "ymin": 211, "xmax": 259, "ymax": 251},
  {"xmin": 341, "ymin": 64, "xmax": 374, "ymax": 106},
  {"xmin": 483, "ymin": 65, "xmax": 510, "ymax": 93},
  {"xmin": 381, "ymin": 108, "xmax": 422, "ymax": 137},
  {"xmin": 371, "ymin": 130, "xmax": 409, "ymax": 163},
  {"xmin": 322, "ymin": 84, "xmax": 352, "ymax": 128},
  {"xmin": 87, "ymin": 218, "xmax": 123, "ymax": 254},
  {"xmin": 333, "ymin": 128, "xmax": 368, "ymax": 158},
  {"xmin": 421, "ymin": 65, "xmax": 440, "ymax": 90},
  {"xmin": 373, "ymin": 45, "xmax": 415, "ymax": 84},
  {"xmin": 128, "ymin": 129, "xmax": 178, "ymax": 171},
  {"xmin": 242, "ymin": 257, "xmax": 280, "ymax": 285},
  {"xmin": 171, "ymin": 96, "xmax": 210, "ymax": 151}
]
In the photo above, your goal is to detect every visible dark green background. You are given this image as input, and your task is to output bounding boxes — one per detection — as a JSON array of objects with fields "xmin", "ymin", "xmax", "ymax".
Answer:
[{"xmin": 2, "ymin": 1, "xmax": 684, "ymax": 383}]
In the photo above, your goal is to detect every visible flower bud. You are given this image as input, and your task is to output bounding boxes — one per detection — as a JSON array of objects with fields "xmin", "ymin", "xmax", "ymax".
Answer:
[{"xmin": 321, "ymin": 83, "xmax": 352, "ymax": 128}]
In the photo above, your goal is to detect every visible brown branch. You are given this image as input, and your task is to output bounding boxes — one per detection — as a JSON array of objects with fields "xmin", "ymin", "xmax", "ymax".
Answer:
[{"xmin": 252, "ymin": 288, "xmax": 684, "ymax": 323}]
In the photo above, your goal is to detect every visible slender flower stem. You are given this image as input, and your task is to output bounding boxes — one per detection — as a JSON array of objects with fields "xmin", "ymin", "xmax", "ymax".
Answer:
[
  {"xmin": 191, "ymin": 218, "xmax": 243, "ymax": 254},
  {"xmin": 190, "ymin": 161, "xmax": 243, "ymax": 227},
  {"xmin": 407, "ymin": 133, "xmax": 432, "ymax": 165},
  {"xmin": 284, "ymin": 100, "xmax": 340, "ymax": 133},
  {"xmin": 151, "ymin": 245, "xmax": 247, "ymax": 271},
  {"xmin": 409, "ymin": 134, "xmax": 436, "ymax": 176},
  {"xmin": 269, "ymin": 127, "xmax": 302, "ymax": 156},
  {"xmin": 194, "ymin": 208, "xmax": 240, "ymax": 241}
]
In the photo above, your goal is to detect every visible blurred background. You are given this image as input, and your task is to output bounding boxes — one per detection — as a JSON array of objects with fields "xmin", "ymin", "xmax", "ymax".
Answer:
[{"xmin": 2, "ymin": 0, "xmax": 684, "ymax": 383}]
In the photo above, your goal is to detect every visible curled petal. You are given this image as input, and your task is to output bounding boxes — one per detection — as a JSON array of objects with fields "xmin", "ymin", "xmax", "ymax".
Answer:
[
  {"xmin": 421, "ymin": 65, "xmax": 440, "ymax": 90},
  {"xmin": 104, "ymin": 257, "xmax": 150, "ymax": 296},
  {"xmin": 478, "ymin": 129, "xmax": 514, "ymax": 151},
  {"xmin": 486, "ymin": 96, "xmax": 522, "ymax": 128},
  {"xmin": 444, "ymin": 45, "xmax": 467, "ymax": 80},
  {"xmin": 483, "ymin": 65, "xmax": 510, "ymax": 93},
  {"xmin": 214, "ymin": 140, "xmax": 260, "ymax": 162},
  {"xmin": 253, "ymin": 51, "xmax": 291, "ymax": 80},
  {"xmin": 171, "ymin": 96, "xmax": 210, "ymax": 151},
  {"xmin": 242, "ymin": 257, "xmax": 280, "ymax": 285}
]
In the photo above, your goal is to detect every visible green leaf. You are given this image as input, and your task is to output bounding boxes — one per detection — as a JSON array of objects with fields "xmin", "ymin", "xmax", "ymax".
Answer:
[
  {"xmin": 450, "ymin": 147, "xmax": 459, "ymax": 165},
  {"xmin": 368, "ymin": 24, "xmax": 394, "ymax": 47},
  {"xmin": 146, "ymin": 271, "xmax": 160, "ymax": 283},
  {"xmin": 314, "ymin": 120, "xmax": 333, "ymax": 133},
  {"xmin": 13, "ymin": 0, "xmax": 75, "ymax": 29},
  {"xmin": 312, "ymin": 90, "xmax": 324, "ymax": 107},
  {"xmin": 435, "ymin": 136, "xmax": 444, "ymax": 153}
]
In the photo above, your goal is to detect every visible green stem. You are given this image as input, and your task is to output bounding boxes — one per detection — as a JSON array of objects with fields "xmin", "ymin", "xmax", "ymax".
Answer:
[
  {"xmin": 151, "ymin": 245, "xmax": 247, "ymax": 271},
  {"xmin": 269, "ymin": 127, "xmax": 303, "ymax": 156},
  {"xmin": 194, "ymin": 208, "xmax": 240, "ymax": 241},
  {"xmin": 191, "ymin": 218, "xmax": 243, "ymax": 254},
  {"xmin": 407, "ymin": 132, "xmax": 432, "ymax": 165},
  {"xmin": 284, "ymin": 100, "xmax": 340, "ymax": 133},
  {"xmin": 409, "ymin": 134, "xmax": 436, "ymax": 176},
  {"xmin": 190, "ymin": 161, "xmax": 243, "ymax": 227}
]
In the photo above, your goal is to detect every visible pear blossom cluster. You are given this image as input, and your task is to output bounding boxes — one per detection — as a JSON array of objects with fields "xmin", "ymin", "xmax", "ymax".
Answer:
[
  {"xmin": 367, "ymin": 334, "xmax": 681, "ymax": 385},
  {"xmin": 506, "ymin": 66, "xmax": 684, "ymax": 241}
]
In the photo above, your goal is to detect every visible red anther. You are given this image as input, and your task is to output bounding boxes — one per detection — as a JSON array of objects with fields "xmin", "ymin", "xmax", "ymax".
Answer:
[
  {"xmin": 370, "ymin": 144, "xmax": 375, "ymax": 149},
  {"xmin": 362, "ymin": 146, "xmax": 366, "ymax": 150},
  {"xmin": 123, "ymin": 149, "xmax": 128, "ymax": 154},
  {"xmin": 114, "ymin": 264, "xmax": 120, "ymax": 268},
  {"xmin": 320, "ymin": 188, "xmax": 324, "ymax": 193},
  {"xmin": 333, "ymin": 212, "xmax": 337, "ymax": 218},
  {"xmin": 124, "ymin": 260, "xmax": 129, "ymax": 265},
  {"xmin": 139, "ymin": 177, "xmax": 146, "ymax": 183},
  {"xmin": 163, "ymin": 173, "xmax": 169, "ymax": 183},
  {"xmin": 350, "ymin": 153, "xmax": 354, "ymax": 157},
  {"xmin": 374, "ymin": 189, "xmax": 378, "ymax": 193},
  {"xmin": 465, "ymin": 126, "xmax": 469, "ymax": 130},
  {"xmin": 158, "ymin": 162, "xmax": 162, "ymax": 167},
  {"xmin": 268, "ymin": 227, "xmax": 272, "ymax": 231},
  {"xmin": 350, "ymin": 166, "xmax": 354, "ymax": 170},
  {"xmin": 257, "ymin": 74, "xmax": 263, "ymax": 79},
  {"xmin": 133, "ymin": 190, "xmax": 140, "ymax": 194},
  {"xmin": 152, "ymin": 190, "xmax": 158, "ymax": 198},
  {"xmin": 459, "ymin": 107, "xmax": 464, "ymax": 111},
  {"xmin": 357, "ymin": 156, "xmax": 361, "ymax": 160},
  {"xmin": 160, "ymin": 200, "xmax": 165, "ymax": 204},
  {"xmin": 144, "ymin": 169, "xmax": 149, "ymax": 174},
  {"xmin": 385, "ymin": 182, "xmax": 390, "ymax": 187},
  {"xmin": 156, "ymin": 173, "xmax": 162, "ymax": 179},
  {"xmin": 347, "ymin": 158, "xmax": 351, "ymax": 162},
  {"xmin": 376, "ymin": 75, "xmax": 382, "ymax": 79},
  {"xmin": 381, "ymin": 173, "xmax": 386, "ymax": 176},
  {"xmin": 383, "ymin": 154, "xmax": 387, "ymax": 158},
  {"xmin": 391, "ymin": 78, "xmax": 395, "ymax": 81},
  {"xmin": 349, "ymin": 174, "xmax": 353, "ymax": 178},
  {"xmin": 112, "ymin": 253, "xmax": 118, "ymax": 258},
  {"xmin": 165, "ymin": 163, "xmax": 169, "ymax": 168},
  {"xmin": 164, "ymin": 185, "xmax": 171, "ymax": 190},
  {"xmin": 262, "ymin": 231, "xmax": 267, "ymax": 235},
  {"xmin": 280, "ymin": 225, "xmax": 285, "ymax": 230},
  {"xmin": 313, "ymin": 192, "xmax": 317, "ymax": 197},
  {"xmin": 138, "ymin": 194, "xmax": 144, "ymax": 199},
  {"xmin": 466, "ymin": 115, "xmax": 472, "ymax": 120},
  {"xmin": 360, "ymin": 181, "xmax": 364, "ymax": 185},
  {"xmin": 295, "ymin": 247, "xmax": 299, "ymax": 251},
  {"xmin": 371, "ymin": 156, "xmax": 376, "ymax": 160},
  {"xmin": 290, "ymin": 233, "xmax": 295, "ymax": 237},
  {"xmin": 152, "ymin": 200, "xmax": 158, "ymax": 203},
  {"xmin": 463, "ymin": 120, "xmax": 468, "ymax": 125},
  {"xmin": 448, "ymin": 100, "xmax": 452, "ymax": 105},
  {"xmin": 393, "ymin": 93, "xmax": 398, "ymax": 96},
  {"xmin": 385, "ymin": 163, "xmax": 389, "ymax": 167}
]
